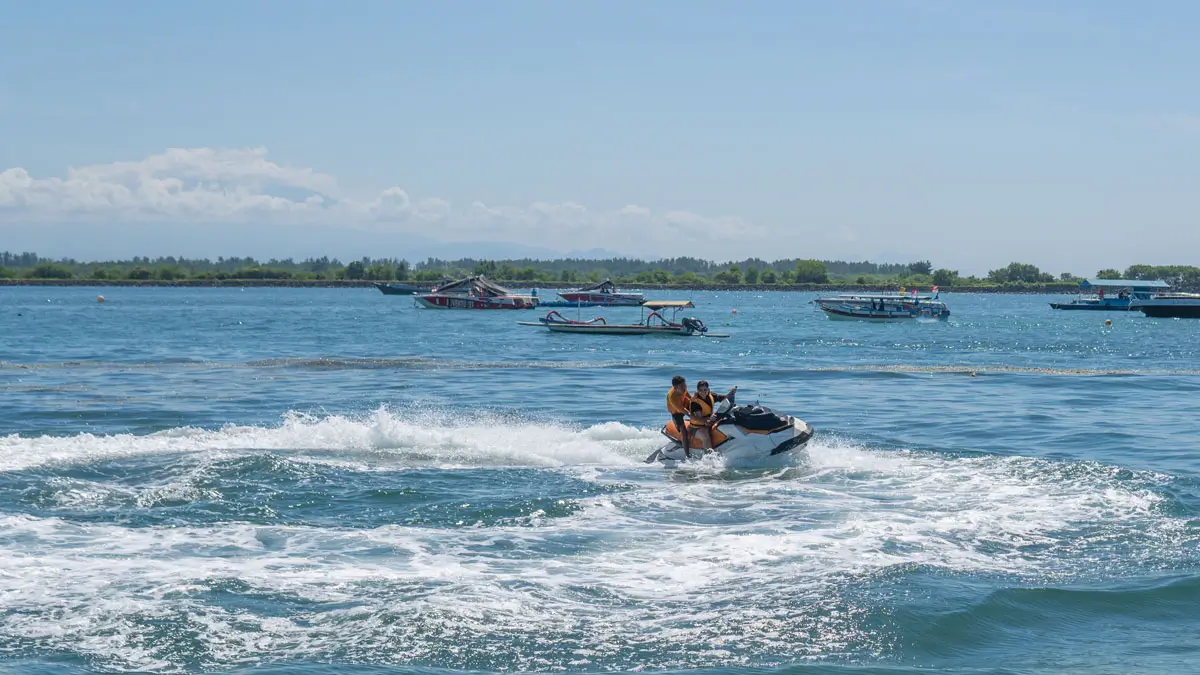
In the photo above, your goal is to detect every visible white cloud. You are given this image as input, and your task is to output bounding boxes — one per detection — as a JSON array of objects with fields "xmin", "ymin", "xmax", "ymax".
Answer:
[
  {"xmin": 0, "ymin": 147, "xmax": 758, "ymax": 256},
  {"xmin": 69, "ymin": 147, "xmax": 341, "ymax": 196},
  {"xmin": 363, "ymin": 187, "xmax": 411, "ymax": 219},
  {"xmin": 0, "ymin": 148, "xmax": 336, "ymax": 218}
]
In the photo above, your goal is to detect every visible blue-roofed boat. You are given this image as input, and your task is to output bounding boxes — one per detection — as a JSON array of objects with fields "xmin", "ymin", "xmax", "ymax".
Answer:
[
  {"xmin": 813, "ymin": 292, "xmax": 950, "ymax": 322},
  {"xmin": 1049, "ymin": 278, "xmax": 1170, "ymax": 310}
]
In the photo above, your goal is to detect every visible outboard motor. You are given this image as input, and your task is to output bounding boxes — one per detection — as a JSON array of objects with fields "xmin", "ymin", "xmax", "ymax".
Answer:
[{"xmin": 681, "ymin": 317, "xmax": 707, "ymax": 334}]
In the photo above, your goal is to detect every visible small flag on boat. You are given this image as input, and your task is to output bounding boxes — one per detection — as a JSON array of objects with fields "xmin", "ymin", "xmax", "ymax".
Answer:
[{"xmin": 932, "ymin": 285, "xmax": 939, "ymax": 292}]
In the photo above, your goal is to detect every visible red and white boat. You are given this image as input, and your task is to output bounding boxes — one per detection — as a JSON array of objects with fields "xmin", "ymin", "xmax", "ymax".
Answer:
[
  {"xmin": 415, "ymin": 275, "xmax": 538, "ymax": 310},
  {"xmin": 554, "ymin": 279, "xmax": 645, "ymax": 306}
]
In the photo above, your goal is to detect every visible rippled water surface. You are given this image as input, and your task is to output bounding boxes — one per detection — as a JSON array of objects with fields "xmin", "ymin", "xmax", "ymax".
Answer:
[{"xmin": 1, "ymin": 287, "xmax": 1198, "ymax": 674}]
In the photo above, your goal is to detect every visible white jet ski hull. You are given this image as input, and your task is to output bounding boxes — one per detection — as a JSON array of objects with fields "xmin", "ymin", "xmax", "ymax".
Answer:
[{"xmin": 646, "ymin": 420, "xmax": 815, "ymax": 464}]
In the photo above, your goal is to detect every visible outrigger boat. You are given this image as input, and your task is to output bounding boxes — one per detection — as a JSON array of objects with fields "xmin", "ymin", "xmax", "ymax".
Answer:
[
  {"xmin": 1049, "ymin": 278, "xmax": 1169, "ymax": 310},
  {"xmin": 518, "ymin": 300, "xmax": 728, "ymax": 337},
  {"xmin": 415, "ymin": 275, "xmax": 539, "ymax": 309},
  {"xmin": 813, "ymin": 291, "xmax": 950, "ymax": 321}
]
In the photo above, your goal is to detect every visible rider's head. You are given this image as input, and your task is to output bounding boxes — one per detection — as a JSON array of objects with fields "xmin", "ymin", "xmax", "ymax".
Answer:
[
  {"xmin": 672, "ymin": 375, "xmax": 686, "ymax": 391},
  {"xmin": 696, "ymin": 380, "xmax": 710, "ymax": 394}
]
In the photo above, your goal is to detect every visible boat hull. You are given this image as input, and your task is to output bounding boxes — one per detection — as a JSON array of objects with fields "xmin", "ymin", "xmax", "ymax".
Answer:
[
  {"xmin": 819, "ymin": 305, "xmax": 949, "ymax": 321},
  {"xmin": 374, "ymin": 282, "xmax": 425, "ymax": 295},
  {"xmin": 1049, "ymin": 300, "xmax": 1135, "ymax": 310},
  {"xmin": 536, "ymin": 300, "xmax": 624, "ymax": 308},
  {"xmin": 543, "ymin": 323, "xmax": 692, "ymax": 335},
  {"xmin": 517, "ymin": 314, "xmax": 725, "ymax": 337},
  {"xmin": 1135, "ymin": 305, "xmax": 1200, "ymax": 318}
]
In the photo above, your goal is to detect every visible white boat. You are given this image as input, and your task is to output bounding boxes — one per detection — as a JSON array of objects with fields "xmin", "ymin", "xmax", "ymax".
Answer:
[
  {"xmin": 814, "ymin": 292, "xmax": 950, "ymax": 321},
  {"xmin": 518, "ymin": 301, "xmax": 728, "ymax": 337},
  {"xmin": 1130, "ymin": 293, "xmax": 1200, "ymax": 318},
  {"xmin": 552, "ymin": 279, "xmax": 645, "ymax": 306}
]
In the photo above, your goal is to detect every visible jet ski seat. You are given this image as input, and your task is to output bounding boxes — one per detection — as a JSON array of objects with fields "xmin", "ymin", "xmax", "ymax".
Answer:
[{"xmin": 729, "ymin": 405, "xmax": 793, "ymax": 433}]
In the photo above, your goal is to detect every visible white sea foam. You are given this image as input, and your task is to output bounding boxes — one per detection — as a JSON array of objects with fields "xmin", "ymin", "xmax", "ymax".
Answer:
[
  {"xmin": 0, "ymin": 413, "xmax": 1192, "ymax": 671},
  {"xmin": 0, "ymin": 407, "xmax": 657, "ymax": 473}
]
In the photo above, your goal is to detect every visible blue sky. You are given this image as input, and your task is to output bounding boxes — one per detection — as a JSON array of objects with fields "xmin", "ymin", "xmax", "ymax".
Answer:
[{"xmin": 1, "ymin": 0, "xmax": 1198, "ymax": 274}]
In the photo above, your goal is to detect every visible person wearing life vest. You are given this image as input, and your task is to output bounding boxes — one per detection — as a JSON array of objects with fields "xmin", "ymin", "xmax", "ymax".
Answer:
[
  {"xmin": 688, "ymin": 380, "xmax": 737, "ymax": 452},
  {"xmin": 666, "ymin": 375, "xmax": 693, "ymax": 458}
]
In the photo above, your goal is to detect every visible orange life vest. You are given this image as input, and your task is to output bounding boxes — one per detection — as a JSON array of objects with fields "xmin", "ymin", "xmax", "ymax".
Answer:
[
  {"xmin": 667, "ymin": 387, "xmax": 691, "ymax": 415},
  {"xmin": 688, "ymin": 392, "xmax": 715, "ymax": 427}
]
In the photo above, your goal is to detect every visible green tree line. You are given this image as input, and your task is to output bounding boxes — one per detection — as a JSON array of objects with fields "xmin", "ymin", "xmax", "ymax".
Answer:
[{"xmin": 2, "ymin": 251, "xmax": 1197, "ymax": 289}]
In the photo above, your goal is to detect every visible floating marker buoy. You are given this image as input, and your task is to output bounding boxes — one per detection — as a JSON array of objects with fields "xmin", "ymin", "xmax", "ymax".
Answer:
[
  {"xmin": 731, "ymin": 309, "xmax": 737, "ymax": 314},
  {"xmin": 1104, "ymin": 319, "xmax": 1112, "ymax": 326},
  {"xmin": 97, "ymin": 295, "xmax": 105, "ymax": 303}
]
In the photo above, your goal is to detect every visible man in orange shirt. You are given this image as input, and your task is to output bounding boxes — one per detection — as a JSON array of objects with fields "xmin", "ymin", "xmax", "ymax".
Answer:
[{"xmin": 666, "ymin": 375, "xmax": 693, "ymax": 457}]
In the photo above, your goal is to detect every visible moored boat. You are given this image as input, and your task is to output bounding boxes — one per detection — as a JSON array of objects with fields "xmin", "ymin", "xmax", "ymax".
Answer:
[
  {"xmin": 1130, "ymin": 293, "xmax": 1200, "ymax": 318},
  {"xmin": 554, "ymin": 279, "xmax": 645, "ymax": 306},
  {"xmin": 415, "ymin": 275, "xmax": 539, "ymax": 309},
  {"xmin": 1049, "ymin": 278, "xmax": 1169, "ymax": 310},
  {"xmin": 373, "ymin": 282, "xmax": 428, "ymax": 295},
  {"xmin": 517, "ymin": 301, "xmax": 727, "ymax": 337},
  {"xmin": 814, "ymin": 292, "xmax": 950, "ymax": 321}
]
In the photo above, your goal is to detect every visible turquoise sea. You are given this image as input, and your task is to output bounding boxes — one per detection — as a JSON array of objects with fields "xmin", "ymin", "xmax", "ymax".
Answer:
[{"xmin": 1, "ymin": 286, "xmax": 1198, "ymax": 674}]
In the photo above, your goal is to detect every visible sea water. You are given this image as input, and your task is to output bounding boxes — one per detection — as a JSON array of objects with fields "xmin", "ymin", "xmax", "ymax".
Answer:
[{"xmin": 0, "ymin": 287, "xmax": 1197, "ymax": 674}]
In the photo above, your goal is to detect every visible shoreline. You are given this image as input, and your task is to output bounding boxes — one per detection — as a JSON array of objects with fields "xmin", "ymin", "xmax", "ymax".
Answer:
[{"xmin": 0, "ymin": 279, "xmax": 1089, "ymax": 293}]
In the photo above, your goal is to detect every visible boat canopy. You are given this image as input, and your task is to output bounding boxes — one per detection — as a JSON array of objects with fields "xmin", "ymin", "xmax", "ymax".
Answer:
[
  {"xmin": 431, "ymin": 275, "xmax": 515, "ymax": 297},
  {"xmin": 818, "ymin": 293, "xmax": 939, "ymax": 301},
  {"xmin": 1080, "ymin": 278, "xmax": 1169, "ymax": 289},
  {"xmin": 574, "ymin": 279, "xmax": 617, "ymax": 293},
  {"xmin": 643, "ymin": 300, "xmax": 694, "ymax": 310}
]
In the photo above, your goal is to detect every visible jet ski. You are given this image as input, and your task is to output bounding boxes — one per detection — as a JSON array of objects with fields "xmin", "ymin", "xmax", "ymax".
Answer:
[{"xmin": 643, "ymin": 393, "xmax": 815, "ymax": 464}]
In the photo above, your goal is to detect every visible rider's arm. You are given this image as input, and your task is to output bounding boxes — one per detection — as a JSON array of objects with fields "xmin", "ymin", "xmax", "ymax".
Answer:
[{"xmin": 710, "ymin": 386, "xmax": 737, "ymax": 403}]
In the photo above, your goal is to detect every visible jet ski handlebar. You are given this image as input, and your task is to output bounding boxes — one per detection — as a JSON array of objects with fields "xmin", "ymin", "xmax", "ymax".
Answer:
[{"xmin": 714, "ymin": 388, "xmax": 738, "ymax": 418}]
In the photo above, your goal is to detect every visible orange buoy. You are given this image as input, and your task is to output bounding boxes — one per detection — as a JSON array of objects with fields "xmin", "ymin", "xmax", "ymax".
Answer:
[{"xmin": 97, "ymin": 295, "xmax": 105, "ymax": 303}]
